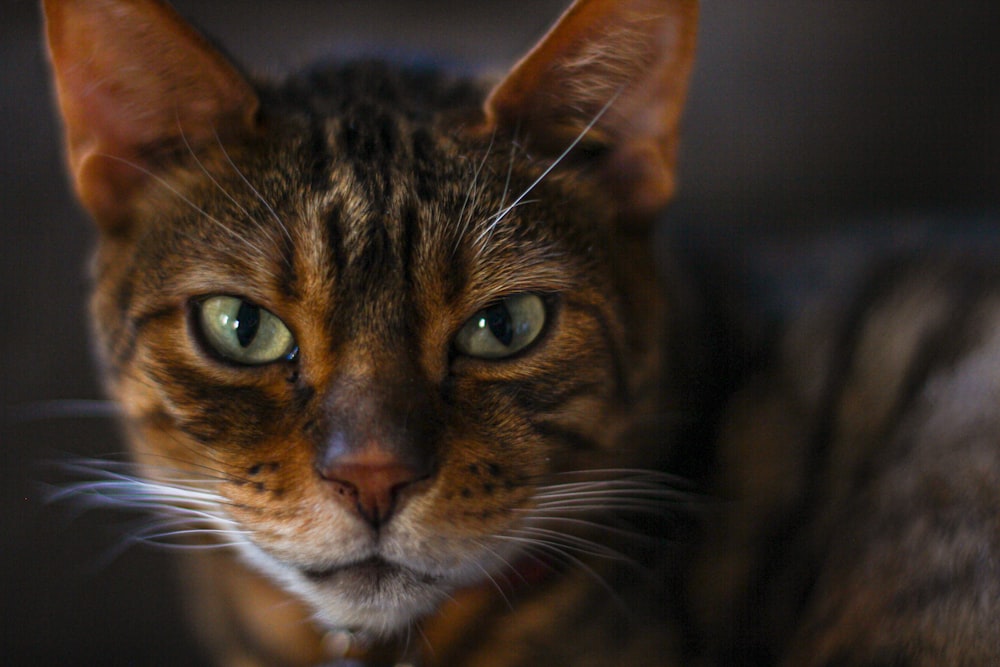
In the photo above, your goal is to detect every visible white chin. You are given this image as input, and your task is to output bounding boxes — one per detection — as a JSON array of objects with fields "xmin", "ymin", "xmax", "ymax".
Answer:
[
  {"xmin": 296, "ymin": 560, "xmax": 450, "ymax": 635},
  {"xmin": 239, "ymin": 546, "xmax": 455, "ymax": 636}
]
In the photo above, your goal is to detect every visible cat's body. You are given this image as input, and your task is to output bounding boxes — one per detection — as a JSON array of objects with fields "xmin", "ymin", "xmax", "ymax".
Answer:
[
  {"xmin": 671, "ymin": 224, "xmax": 1000, "ymax": 665},
  {"xmin": 42, "ymin": 0, "xmax": 1000, "ymax": 665}
]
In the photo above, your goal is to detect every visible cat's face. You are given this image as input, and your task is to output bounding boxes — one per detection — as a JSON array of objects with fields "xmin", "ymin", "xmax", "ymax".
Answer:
[
  {"xmin": 95, "ymin": 85, "xmax": 655, "ymax": 632},
  {"xmin": 45, "ymin": 0, "xmax": 697, "ymax": 636}
]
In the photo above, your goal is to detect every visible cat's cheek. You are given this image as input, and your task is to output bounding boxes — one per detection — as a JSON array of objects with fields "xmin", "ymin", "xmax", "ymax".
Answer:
[{"xmin": 382, "ymin": 487, "xmax": 527, "ymax": 573}]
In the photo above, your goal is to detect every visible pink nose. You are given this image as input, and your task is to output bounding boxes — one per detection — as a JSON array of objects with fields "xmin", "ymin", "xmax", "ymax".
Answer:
[{"xmin": 318, "ymin": 446, "xmax": 428, "ymax": 528}]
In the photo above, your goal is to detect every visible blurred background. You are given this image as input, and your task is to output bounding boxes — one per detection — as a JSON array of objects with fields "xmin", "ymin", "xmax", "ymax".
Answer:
[{"xmin": 2, "ymin": 0, "xmax": 998, "ymax": 663}]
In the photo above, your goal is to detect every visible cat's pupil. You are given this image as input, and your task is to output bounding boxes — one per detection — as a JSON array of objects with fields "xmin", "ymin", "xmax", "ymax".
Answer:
[
  {"xmin": 484, "ymin": 303, "xmax": 514, "ymax": 347},
  {"xmin": 235, "ymin": 302, "xmax": 261, "ymax": 348}
]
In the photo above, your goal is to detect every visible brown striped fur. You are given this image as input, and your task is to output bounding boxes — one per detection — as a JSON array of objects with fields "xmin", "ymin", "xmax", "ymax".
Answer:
[
  {"xmin": 692, "ymin": 254, "xmax": 1000, "ymax": 665},
  {"xmin": 44, "ymin": 0, "xmax": 701, "ymax": 664},
  {"xmin": 44, "ymin": 0, "xmax": 1000, "ymax": 665}
]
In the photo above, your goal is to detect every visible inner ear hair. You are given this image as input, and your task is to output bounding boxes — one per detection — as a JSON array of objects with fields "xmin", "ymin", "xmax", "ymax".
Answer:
[
  {"xmin": 43, "ymin": 0, "xmax": 259, "ymax": 232},
  {"xmin": 483, "ymin": 0, "xmax": 699, "ymax": 221}
]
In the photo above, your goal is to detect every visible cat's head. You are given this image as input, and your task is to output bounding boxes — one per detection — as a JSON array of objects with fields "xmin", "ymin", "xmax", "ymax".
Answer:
[{"xmin": 44, "ymin": 0, "xmax": 697, "ymax": 636}]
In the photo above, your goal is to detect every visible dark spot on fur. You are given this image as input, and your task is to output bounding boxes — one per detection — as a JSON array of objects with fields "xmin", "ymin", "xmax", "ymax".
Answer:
[
  {"xmin": 248, "ymin": 462, "xmax": 280, "ymax": 477},
  {"xmin": 292, "ymin": 382, "xmax": 315, "ymax": 410},
  {"xmin": 460, "ymin": 487, "xmax": 472, "ymax": 499}
]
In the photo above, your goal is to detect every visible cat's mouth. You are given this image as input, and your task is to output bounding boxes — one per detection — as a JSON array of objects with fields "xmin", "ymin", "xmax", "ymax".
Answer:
[
  {"xmin": 300, "ymin": 556, "xmax": 441, "ymax": 586},
  {"xmin": 285, "ymin": 554, "xmax": 454, "ymax": 634}
]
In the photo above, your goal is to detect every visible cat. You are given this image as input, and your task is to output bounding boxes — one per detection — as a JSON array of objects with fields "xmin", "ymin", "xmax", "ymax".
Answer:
[
  {"xmin": 685, "ymin": 244, "xmax": 1000, "ymax": 666},
  {"xmin": 43, "ymin": 0, "xmax": 1000, "ymax": 666},
  {"xmin": 42, "ymin": 0, "xmax": 704, "ymax": 664}
]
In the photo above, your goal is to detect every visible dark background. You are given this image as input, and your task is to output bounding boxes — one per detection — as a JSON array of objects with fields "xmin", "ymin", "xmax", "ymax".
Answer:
[{"xmin": 3, "ymin": 1, "xmax": 999, "ymax": 663}]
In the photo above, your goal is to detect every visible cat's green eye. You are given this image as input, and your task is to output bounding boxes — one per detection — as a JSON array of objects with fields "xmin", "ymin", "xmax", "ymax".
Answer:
[
  {"xmin": 455, "ymin": 294, "xmax": 547, "ymax": 360},
  {"xmin": 198, "ymin": 296, "xmax": 296, "ymax": 365}
]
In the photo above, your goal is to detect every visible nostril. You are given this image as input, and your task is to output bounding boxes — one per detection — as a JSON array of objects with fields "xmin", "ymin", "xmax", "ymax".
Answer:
[
  {"xmin": 319, "ymin": 457, "xmax": 428, "ymax": 528},
  {"xmin": 327, "ymin": 477, "xmax": 359, "ymax": 501}
]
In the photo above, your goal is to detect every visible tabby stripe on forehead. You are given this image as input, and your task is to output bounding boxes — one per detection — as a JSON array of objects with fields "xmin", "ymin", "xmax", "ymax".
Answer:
[
  {"xmin": 353, "ymin": 221, "xmax": 395, "ymax": 286},
  {"xmin": 338, "ymin": 110, "xmax": 400, "ymax": 208},
  {"xmin": 324, "ymin": 206, "xmax": 346, "ymax": 280},
  {"xmin": 410, "ymin": 127, "xmax": 439, "ymax": 202},
  {"xmin": 275, "ymin": 224, "xmax": 300, "ymax": 299},
  {"xmin": 308, "ymin": 114, "xmax": 334, "ymax": 190},
  {"xmin": 400, "ymin": 203, "xmax": 420, "ymax": 288},
  {"xmin": 444, "ymin": 245, "xmax": 470, "ymax": 304}
]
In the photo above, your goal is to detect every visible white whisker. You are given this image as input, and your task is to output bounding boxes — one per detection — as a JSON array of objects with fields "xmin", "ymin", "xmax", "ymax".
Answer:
[
  {"xmin": 474, "ymin": 88, "xmax": 623, "ymax": 249},
  {"xmin": 176, "ymin": 119, "xmax": 287, "ymax": 263},
  {"xmin": 520, "ymin": 513, "xmax": 674, "ymax": 546},
  {"xmin": 473, "ymin": 136, "xmax": 519, "ymax": 251},
  {"xmin": 526, "ymin": 501, "xmax": 677, "ymax": 515},
  {"xmin": 469, "ymin": 556, "xmax": 515, "ymax": 612},
  {"xmin": 49, "ymin": 455, "xmax": 249, "ymax": 557},
  {"xmin": 453, "ymin": 127, "xmax": 496, "ymax": 258},
  {"xmin": 506, "ymin": 526, "xmax": 627, "ymax": 561},
  {"xmin": 494, "ymin": 536, "xmax": 630, "ymax": 616},
  {"xmin": 213, "ymin": 128, "xmax": 295, "ymax": 246},
  {"xmin": 534, "ymin": 483, "xmax": 685, "ymax": 498},
  {"xmin": 94, "ymin": 153, "xmax": 280, "ymax": 280},
  {"xmin": 136, "ymin": 527, "xmax": 247, "ymax": 542}
]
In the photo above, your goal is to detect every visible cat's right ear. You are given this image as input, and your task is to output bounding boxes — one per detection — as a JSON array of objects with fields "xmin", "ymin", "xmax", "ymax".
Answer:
[
  {"xmin": 43, "ymin": 0, "xmax": 259, "ymax": 233},
  {"xmin": 483, "ymin": 0, "xmax": 698, "ymax": 224}
]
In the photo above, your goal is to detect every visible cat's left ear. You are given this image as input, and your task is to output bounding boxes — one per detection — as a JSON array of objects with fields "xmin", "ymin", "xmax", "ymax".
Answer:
[
  {"xmin": 43, "ymin": 0, "xmax": 260, "ymax": 233},
  {"xmin": 484, "ymin": 0, "xmax": 698, "ymax": 222}
]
